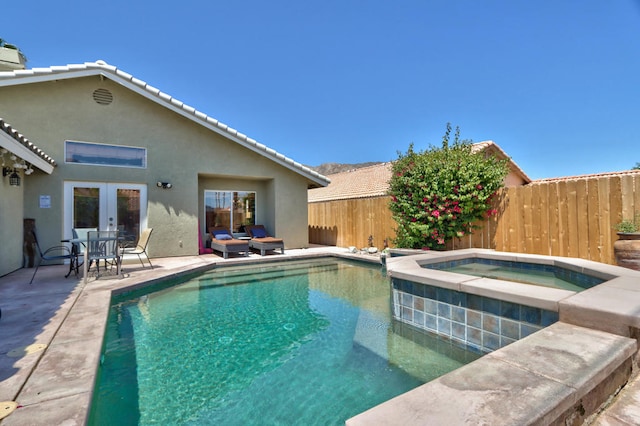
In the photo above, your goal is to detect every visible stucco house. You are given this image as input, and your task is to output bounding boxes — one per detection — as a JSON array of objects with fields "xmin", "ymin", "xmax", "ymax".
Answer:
[{"xmin": 0, "ymin": 60, "xmax": 329, "ymax": 277}]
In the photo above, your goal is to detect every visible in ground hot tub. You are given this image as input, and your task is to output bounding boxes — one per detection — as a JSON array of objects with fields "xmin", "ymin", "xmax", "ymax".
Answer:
[
  {"xmin": 422, "ymin": 256, "xmax": 605, "ymax": 292},
  {"xmin": 386, "ymin": 248, "xmax": 619, "ymax": 353}
]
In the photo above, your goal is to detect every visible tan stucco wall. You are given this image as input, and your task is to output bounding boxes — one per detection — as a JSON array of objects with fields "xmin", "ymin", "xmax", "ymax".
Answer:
[
  {"xmin": 0, "ymin": 75, "xmax": 312, "ymax": 259},
  {"xmin": 0, "ymin": 178, "xmax": 25, "ymax": 276},
  {"xmin": 504, "ymin": 166, "xmax": 527, "ymax": 187}
]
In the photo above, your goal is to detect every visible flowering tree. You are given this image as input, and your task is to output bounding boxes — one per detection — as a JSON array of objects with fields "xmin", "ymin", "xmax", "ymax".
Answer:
[{"xmin": 388, "ymin": 124, "xmax": 509, "ymax": 250}]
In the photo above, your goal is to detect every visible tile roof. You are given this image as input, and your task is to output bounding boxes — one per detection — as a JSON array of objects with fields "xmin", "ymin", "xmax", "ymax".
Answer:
[
  {"xmin": 530, "ymin": 169, "xmax": 640, "ymax": 184},
  {"xmin": 308, "ymin": 141, "xmax": 530, "ymax": 202},
  {"xmin": 0, "ymin": 61, "xmax": 329, "ymax": 188},
  {"xmin": 0, "ymin": 118, "xmax": 56, "ymax": 173},
  {"xmin": 308, "ymin": 162, "xmax": 392, "ymax": 202}
]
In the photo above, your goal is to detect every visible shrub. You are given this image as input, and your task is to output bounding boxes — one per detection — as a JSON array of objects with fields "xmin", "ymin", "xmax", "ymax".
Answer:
[{"xmin": 388, "ymin": 124, "xmax": 509, "ymax": 250}]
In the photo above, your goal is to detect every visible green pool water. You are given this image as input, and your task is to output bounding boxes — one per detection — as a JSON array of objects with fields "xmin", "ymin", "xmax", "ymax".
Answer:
[{"xmin": 89, "ymin": 259, "xmax": 480, "ymax": 425}]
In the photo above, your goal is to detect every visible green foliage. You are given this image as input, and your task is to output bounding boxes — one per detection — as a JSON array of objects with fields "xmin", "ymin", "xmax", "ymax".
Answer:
[
  {"xmin": 633, "ymin": 162, "xmax": 640, "ymax": 170},
  {"xmin": 0, "ymin": 38, "xmax": 18, "ymax": 50},
  {"xmin": 615, "ymin": 213, "xmax": 640, "ymax": 233},
  {"xmin": 388, "ymin": 123, "xmax": 509, "ymax": 250}
]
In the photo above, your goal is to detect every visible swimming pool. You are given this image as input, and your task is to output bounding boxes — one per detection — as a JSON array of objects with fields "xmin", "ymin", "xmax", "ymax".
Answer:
[{"xmin": 89, "ymin": 259, "xmax": 481, "ymax": 425}]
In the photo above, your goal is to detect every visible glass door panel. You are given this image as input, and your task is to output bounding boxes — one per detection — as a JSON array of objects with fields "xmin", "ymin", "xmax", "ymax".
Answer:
[
  {"xmin": 205, "ymin": 190, "xmax": 255, "ymax": 233},
  {"xmin": 114, "ymin": 188, "xmax": 141, "ymax": 243},
  {"xmin": 72, "ymin": 187, "xmax": 101, "ymax": 229}
]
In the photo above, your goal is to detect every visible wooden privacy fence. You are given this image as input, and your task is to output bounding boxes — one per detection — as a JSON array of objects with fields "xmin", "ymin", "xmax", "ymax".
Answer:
[
  {"xmin": 309, "ymin": 197, "xmax": 396, "ymax": 249},
  {"xmin": 308, "ymin": 171, "xmax": 640, "ymax": 265}
]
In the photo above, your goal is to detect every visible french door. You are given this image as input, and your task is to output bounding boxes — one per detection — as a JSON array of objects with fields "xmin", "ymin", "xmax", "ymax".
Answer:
[{"xmin": 63, "ymin": 182, "xmax": 147, "ymax": 241}]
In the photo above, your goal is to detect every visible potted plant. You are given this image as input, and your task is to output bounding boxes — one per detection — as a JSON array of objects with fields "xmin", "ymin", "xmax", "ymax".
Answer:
[
  {"xmin": 0, "ymin": 38, "xmax": 27, "ymax": 70},
  {"xmin": 613, "ymin": 213, "xmax": 640, "ymax": 270}
]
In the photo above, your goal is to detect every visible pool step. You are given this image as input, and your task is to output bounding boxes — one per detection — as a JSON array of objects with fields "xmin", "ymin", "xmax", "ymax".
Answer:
[{"xmin": 189, "ymin": 260, "xmax": 344, "ymax": 288}]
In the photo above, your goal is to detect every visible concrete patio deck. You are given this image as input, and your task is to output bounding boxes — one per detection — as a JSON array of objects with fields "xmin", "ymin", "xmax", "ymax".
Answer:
[{"xmin": 1, "ymin": 248, "xmax": 639, "ymax": 425}]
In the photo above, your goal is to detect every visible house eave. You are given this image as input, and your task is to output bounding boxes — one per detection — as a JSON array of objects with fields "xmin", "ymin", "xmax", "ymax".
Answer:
[{"xmin": 0, "ymin": 119, "xmax": 56, "ymax": 174}]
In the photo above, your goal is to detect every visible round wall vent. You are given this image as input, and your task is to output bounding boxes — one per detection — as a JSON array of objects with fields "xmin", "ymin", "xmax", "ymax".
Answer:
[{"xmin": 92, "ymin": 88, "xmax": 113, "ymax": 105}]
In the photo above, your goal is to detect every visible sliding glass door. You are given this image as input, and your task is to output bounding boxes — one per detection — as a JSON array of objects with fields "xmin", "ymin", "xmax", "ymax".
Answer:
[{"xmin": 204, "ymin": 190, "xmax": 255, "ymax": 233}]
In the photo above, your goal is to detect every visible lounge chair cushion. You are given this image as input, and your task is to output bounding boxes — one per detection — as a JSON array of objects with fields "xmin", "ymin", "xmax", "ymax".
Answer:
[
  {"xmin": 251, "ymin": 227, "xmax": 268, "ymax": 238},
  {"xmin": 215, "ymin": 233, "xmax": 232, "ymax": 240}
]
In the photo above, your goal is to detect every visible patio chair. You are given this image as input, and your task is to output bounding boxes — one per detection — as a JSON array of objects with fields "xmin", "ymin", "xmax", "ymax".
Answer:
[
  {"xmin": 83, "ymin": 230, "xmax": 122, "ymax": 283},
  {"xmin": 209, "ymin": 227, "xmax": 249, "ymax": 259},
  {"xmin": 72, "ymin": 227, "xmax": 97, "ymax": 272},
  {"xmin": 245, "ymin": 225, "xmax": 285, "ymax": 256},
  {"xmin": 122, "ymin": 228, "xmax": 154, "ymax": 269},
  {"xmin": 30, "ymin": 229, "xmax": 75, "ymax": 284}
]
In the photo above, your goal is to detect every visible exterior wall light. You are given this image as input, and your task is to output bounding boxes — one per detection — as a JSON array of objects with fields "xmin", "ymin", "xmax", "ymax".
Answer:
[
  {"xmin": 9, "ymin": 170, "xmax": 20, "ymax": 186},
  {"xmin": 1, "ymin": 152, "xmax": 30, "ymax": 186},
  {"xmin": 156, "ymin": 181, "xmax": 172, "ymax": 189},
  {"xmin": 3, "ymin": 167, "xmax": 20, "ymax": 186}
]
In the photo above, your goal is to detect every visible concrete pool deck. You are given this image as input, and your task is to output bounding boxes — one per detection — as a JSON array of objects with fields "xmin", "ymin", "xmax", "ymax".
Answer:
[{"xmin": 0, "ymin": 247, "xmax": 639, "ymax": 425}]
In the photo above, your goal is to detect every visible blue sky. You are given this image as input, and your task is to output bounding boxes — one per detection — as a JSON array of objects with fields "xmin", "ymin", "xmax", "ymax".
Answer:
[{"xmin": 2, "ymin": 1, "xmax": 639, "ymax": 179}]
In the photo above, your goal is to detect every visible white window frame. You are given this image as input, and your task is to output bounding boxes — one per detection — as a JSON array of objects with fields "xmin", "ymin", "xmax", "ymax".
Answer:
[{"xmin": 64, "ymin": 140, "xmax": 147, "ymax": 168}]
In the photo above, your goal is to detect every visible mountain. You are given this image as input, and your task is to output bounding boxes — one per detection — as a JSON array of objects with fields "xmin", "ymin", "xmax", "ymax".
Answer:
[{"xmin": 308, "ymin": 162, "xmax": 383, "ymax": 176}]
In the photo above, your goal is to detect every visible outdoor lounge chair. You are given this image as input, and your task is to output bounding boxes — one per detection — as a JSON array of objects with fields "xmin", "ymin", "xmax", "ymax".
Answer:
[
  {"xmin": 30, "ymin": 229, "xmax": 75, "ymax": 284},
  {"xmin": 209, "ymin": 227, "xmax": 249, "ymax": 259},
  {"xmin": 122, "ymin": 228, "xmax": 154, "ymax": 269},
  {"xmin": 245, "ymin": 225, "xmax": 285, "ymax": 256}
]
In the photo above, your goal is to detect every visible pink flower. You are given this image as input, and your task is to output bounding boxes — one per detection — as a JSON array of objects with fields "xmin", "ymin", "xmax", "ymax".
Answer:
[
  {"xmin": 485, "ymin": 209, "xmax": 498, "ymax": 218},
  {"xmin": 431, "ymin": 210, "xmax": 440, "ymax": 218},
  {"xmin": 437, "ymin": 238, "xmax": 445, "ymax": 245}
]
